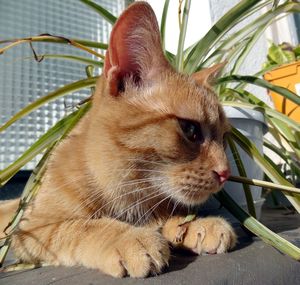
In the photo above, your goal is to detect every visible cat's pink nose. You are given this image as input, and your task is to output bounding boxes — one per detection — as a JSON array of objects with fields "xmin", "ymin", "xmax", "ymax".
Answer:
[{"xmin": 214, "ymin": 169, "xmax": 230, "ymax": 184}]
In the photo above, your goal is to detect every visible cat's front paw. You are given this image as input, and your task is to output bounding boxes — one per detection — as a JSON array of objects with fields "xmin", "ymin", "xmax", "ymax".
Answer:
[
  {"xmin": 178, "ymin": 217, "xmax": 236, "ymax": 255},
  {"xmin": 104, "ymin": 227, "xmax": 170, "ymax": 278}
]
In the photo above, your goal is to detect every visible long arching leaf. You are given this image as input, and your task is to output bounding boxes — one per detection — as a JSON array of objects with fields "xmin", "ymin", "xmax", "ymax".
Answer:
[
  {"xmin": 0, "ymin": 103, "xmax": 91, "ymax": 186},
  {"xmin": 218, "ymin": 75, "xmax": 300, "ymax": 106},
  {"xmin": 231, "ymin": 128, "xmax": 300, "ymax": 212},
  {"xmin": 0, "ymin": 77, "xmax": 97, "ymax": 132},
  {"xmin": 79, "ymin": 0, "xmax": 117, "ymax": 24}
]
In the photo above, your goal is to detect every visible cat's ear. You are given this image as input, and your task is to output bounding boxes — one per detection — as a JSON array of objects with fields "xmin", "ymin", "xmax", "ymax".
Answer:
[
  {"xmin": 192, "ymin": 62, "xmax": 226, "ymax": 87},
  {"xmin": 104, "ymin": 2, "xmax": 170, "ymax": 97}
]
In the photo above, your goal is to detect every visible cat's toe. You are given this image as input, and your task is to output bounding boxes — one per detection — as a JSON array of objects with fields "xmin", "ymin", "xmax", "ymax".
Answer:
[
  {"xmin": 184, "ymin": 217, "xmax": 236, "ymax": 255},
  {"xmin": 116, "ymin": 228, "xmax": 170, "ymax": 278},
  {"xmin": 100, "ymin": 248, "xmax": 127, "ymax": 278}
]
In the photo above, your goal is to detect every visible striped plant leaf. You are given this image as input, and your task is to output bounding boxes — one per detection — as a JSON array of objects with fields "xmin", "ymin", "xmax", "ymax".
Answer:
[
  {"xmin": 0, "ymin": 77, "xmax": 97, "ymax": 132},
  {"xmin": 24, "ymin": 54, "xmax": 103, "ymax": 67},
  {"xmin": 222, "ymin": 99, "xmax": 300, "ymax": 132},
  {"xmin": 79, "ymin": 0, "xmax": 117, "ymax": 24},
  {"xmin": 0, "ymin": 36, "xmax": 106, "ymax": 58},
  {"xmin": 0, "ymin": 103, "xmax": 91, "ymax": 186},
  {"xmin": 228, "ymin": 138, "xmax": 256, "ymax": 217},
  {"xmin": 218, "ymin": 75, "xmax": 300, "ymax": 106},
  {"xmin": 176, "ymin": 0, "xmax": 191, "ymax": 72},
  {"xmin": 0, "ymin": 102, "xmax": 91, "ymax": 267},
  {"xmin": 229, "ymin": 175, "xmax": 300, "ymax": 194},
  {"xmin": 184, "ymin": 0, "xmax": 265, "ymax": 73},
  {"xmin": 160, "ymin": 0, "xmax": 170, "ymax": 53},
  {"xmin": 231, "ymin": 128, "xmax": 300, "ymax": 212},
  {"xmin": 215, "ymin": 190, "xmax": 300, "ymax": 261},
  {"xmin": 0, "ymin": 36, "xmax": 107, "ymax": 49},
  {"xmin": 187, "ymin": 1, "xmax": 300, "ymax": 72}
]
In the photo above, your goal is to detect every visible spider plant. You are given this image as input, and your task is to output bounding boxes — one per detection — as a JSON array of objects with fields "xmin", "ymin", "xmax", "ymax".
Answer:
[{"xmin": 1, "ymin": 0, "xmax": 300, "ymax": 268}]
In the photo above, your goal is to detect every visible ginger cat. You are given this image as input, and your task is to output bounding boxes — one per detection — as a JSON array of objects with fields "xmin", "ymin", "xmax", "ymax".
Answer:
[{"xmin": 1, "ymin": 2, "xmax": 236, "ymax": 278}]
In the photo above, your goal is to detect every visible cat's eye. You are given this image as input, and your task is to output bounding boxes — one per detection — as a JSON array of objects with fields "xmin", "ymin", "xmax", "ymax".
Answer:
[{"xmin": 178, "ymin": 119, "xmax": 204, "ymax": 144}]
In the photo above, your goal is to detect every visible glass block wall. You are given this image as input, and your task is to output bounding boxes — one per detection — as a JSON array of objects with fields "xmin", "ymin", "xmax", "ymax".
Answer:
[{"xmin": 0, "ymin": 0, "xmax": 127, "ymax": 170}]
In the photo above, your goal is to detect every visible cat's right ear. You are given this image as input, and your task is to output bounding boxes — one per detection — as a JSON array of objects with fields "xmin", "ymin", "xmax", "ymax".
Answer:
[
  {"xmin": 103, "ymin": 2, "xmax": 170, "ymax": 97},
  {"xmin": 192, "ymin": 62, "xmax": 226, "ymax": 88}
]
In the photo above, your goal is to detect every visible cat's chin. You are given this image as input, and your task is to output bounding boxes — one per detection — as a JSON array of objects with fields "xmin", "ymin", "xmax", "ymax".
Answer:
[
  {"xmin": 164, "ymin": 182, "xmax": 222, "ymax": 206},
  {"xmin": 172, "ymin": 190, "xmax": 214, "ymax": 207}
]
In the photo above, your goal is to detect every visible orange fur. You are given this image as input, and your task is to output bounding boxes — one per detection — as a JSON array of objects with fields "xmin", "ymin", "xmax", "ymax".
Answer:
[
  {"xmin": 1, "ymin": 2, "xmax": 236, "ymax": 277},
  {"xmin": 0, "ymin": 199, "xmax": 19, "ymax": 239}
]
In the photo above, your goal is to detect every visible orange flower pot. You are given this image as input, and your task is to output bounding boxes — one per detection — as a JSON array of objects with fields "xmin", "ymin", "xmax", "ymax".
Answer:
[{"xmin": 264, "ymin": 60, "xmax": 300, "ymax": 123}]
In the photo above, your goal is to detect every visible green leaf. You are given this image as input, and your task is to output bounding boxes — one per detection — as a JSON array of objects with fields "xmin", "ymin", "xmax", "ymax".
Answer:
[
  {"xmin": 184, "ymin": 0, "xmax": 265, "ymax": 73},
  {"xmin": 176, "ymin": 0, "xmax": 191, "ymax": 72},
  {"xmin": 270, "ymin": 117, "xmax": 297, "ymax": 143},
  {"xmin": 230, "ymin": 24, "xmax": 267, "ymax": 74},
  {"xmin": 194, "ymin": 1, "xmax": 300, "ymax": 72},
  {"xmin": 0, "ymin": 103, "xmax": 91, "ymax": 186},
  {"xmin": 222, "ymin": 93, "xmax": 300, "ymax": 132},
  {"xmin": 268, "ymin": 42, "xmax": 295, "ymax": 64},
  {"xmin": 267, "ymin": 116, "xmax": 300, "ymax": 159},
  {"xmin": 272, "ymin": 0, "xmax": 280, "ymax": 10},
  {"xmin": 0, "ymin": 77, "xmax": 97, "ymax": 132},
  {"xmin": 165, "ymin": 50, "xmax": 176, "ymax": 66},
  {"xmin": 0, "ymin": 36, "xmax": 107, "ymax": 58},
  {"xmin": 263, "ymin": 140, "xmax": 300, "ymax": 175},
  {"xmin": 79, "ymin": 0, "xmax": 117, "ymax": 24},
  {"xmin": 228, "ymin": 138, "xmax": 256, "ymax": 217},
  {"xmin": 215, "ymin": 190, "xmax": 300, "ymax": 261},
  {"xmin": 24, "ymin": 54, "xmax": 103, "ymax": 67},
  {"xmin": 229, "ymin": 175, "xmax": 300, "ymax": 194},
  {"xmin": 160, "ymin": 0, "xmax": 170, "ymax": 53},
  {"xmin": 218, "ymin": 75, "xmax": 300, "ymax": 106},
  {"xmin": 228, "ymin": 138, "xmax": 256, "ymax": 215},
  {"xmin": 231, "ymin": 128, "xmax": 300, "ymax": 212},
  {"xmin": 0, "ymin": 103, "xmax": 91, "ymax": 268},
  {"xmin": 294, "ymin": 45, "xmax": 300, "ymax": 57},
  {"xmin": 0, "ymin": 37, "xmax": 108, "ymax": 49}
]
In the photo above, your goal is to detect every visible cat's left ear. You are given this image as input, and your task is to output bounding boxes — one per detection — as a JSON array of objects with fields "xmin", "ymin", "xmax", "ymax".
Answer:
[
  {"xmin": 104, "ymin": 2, "xmax": 170, "ymax": 97},
  {"xmin": 192, "ymin": 62, "xmax": 226, "ymax": 87}
]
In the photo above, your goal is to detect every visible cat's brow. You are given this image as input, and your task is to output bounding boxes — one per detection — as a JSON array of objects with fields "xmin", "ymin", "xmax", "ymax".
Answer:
[{"xmin": 119, "ymin": 114, "xmax": 177, "ymax": 131}]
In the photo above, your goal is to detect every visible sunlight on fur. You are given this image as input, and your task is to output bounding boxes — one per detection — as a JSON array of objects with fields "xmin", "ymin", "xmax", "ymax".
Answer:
[{"xmin": 0, "ymin": 1, "xmax": 236, "ymax": 278}]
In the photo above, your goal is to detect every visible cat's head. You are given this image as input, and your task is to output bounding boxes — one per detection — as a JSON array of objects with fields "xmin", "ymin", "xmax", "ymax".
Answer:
[{"xmin": 87, "ymin": 2, "xmax": 230, "ymax": 206}]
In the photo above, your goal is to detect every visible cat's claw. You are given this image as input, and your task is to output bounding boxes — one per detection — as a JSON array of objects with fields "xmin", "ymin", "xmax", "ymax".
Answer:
[
  {"xmin": 179, "ymin": 217, "xmax": 236, "ymax": 255},
  {"xmin": 104, "ymin": 227, "xmax": 170, "ymax": 278}
]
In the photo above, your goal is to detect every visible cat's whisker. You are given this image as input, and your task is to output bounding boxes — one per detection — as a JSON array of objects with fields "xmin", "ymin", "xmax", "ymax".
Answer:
[
  {"xmin": 169, "ymin": 199, "xmax": 180, "ymax": 218},
  {"xmin": 68, "ymin": 176, "xmax": 165, "ymax": 220},
  {"xmin": 65, "ymin": 189, "xmax": 109, "ymax": 222},
  {"xmin": 108, "ymin": 183, "xmax": 171, "ymax": 216},
  {"xmin": 83, "ymin": 183, "xmax": 169, "ymax": 227},
  {"xmin": 132, "ymin": 188, "xmax": 181, "ymax": 227},
  {"xmin": 93, "ymin": 182, "xmax": 169, "ymax": 219},
  {"xmin": 87, "ymin": 182, "xmax": 174, "ymax": 227},
  {"xmin": 81, "ymin": 188, "xmax": 165, "ymax": 233},
  {"xmin": 111, "ymin": 189, "xmax": 183, "ymax": 246},
  {"xmin": 69, "ymin": 175, "xmax": 167, "ymax": 222}
]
